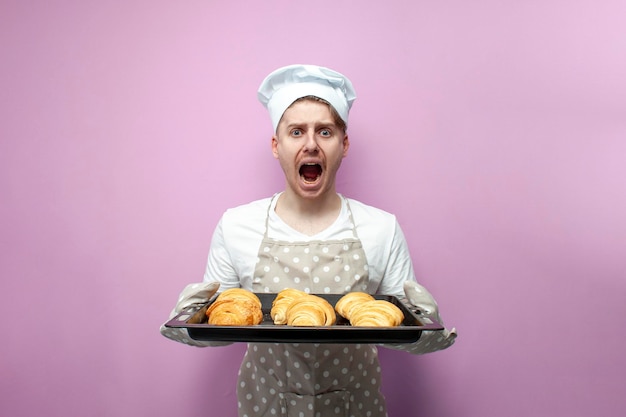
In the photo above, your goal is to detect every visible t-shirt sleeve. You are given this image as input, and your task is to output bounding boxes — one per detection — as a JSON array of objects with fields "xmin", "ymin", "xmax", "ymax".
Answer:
[
  {"xmin": 376, "ymin": 220, "xmax": 416, "ymax": 297},
  {"xmin": 203, "ymin": 216, "xmax": 242, "ymax": 289}
]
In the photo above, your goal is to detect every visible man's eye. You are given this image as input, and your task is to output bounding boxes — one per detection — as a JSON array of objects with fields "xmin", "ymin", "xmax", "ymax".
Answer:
[
  {"xmin": 291, "ymin": 129, "xmax": 302, "ymax": 136},
  {"xmin": 320, "ymin": 129, "xmax": 331, "ymax": 137}
]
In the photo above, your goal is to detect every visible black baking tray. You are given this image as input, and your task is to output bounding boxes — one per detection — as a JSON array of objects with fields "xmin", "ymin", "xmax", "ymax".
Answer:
[{"xmin": 164, "ymin": 293, "xmax": 444, "ymax": 343}]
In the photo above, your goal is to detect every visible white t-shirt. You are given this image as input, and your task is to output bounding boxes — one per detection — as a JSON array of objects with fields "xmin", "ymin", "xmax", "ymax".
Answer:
[{"xmin": 203, "ymin": 194, "xmax": 415, "ymax": 297}]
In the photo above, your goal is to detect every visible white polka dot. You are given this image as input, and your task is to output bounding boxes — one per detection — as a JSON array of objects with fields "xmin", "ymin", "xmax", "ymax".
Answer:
[
  {"xmin": 303, "ymin": 266, "xmax": 310, "ymax": 273},
  {"xmin": 263, "ymin": 246, "xmax": 271, "ymax": 252},
  {"xmin": 353, "ymin": 253, "xmax": 360, "ymax": 260},
  {"xmin": 283, "ymin": 266, "xmax": 290, "ymax": 273},
  {"xmin": 283, "ymin": 247, "xmax": 290, "ymax": 253},
  {"xmin": 344, "ymin": 265, "xmax": 351, "ymax": 271},
  {"xmin": 323, "ymin": 266, "xmax": 330, "ymax": 272},
  {"xmin": 273, "ymin": 276, "xmax": 280, "ymax": 283},
  {"xmin": 293, "ymin": 257, "xmax": 300, "ymax": 263},
  {"xmin": 322, "ymin": 246, "xmax": 329, "ymax": 253},
  {"xmin": 313, "ymin": 256, "xmax": 319, "ymax": 262}
]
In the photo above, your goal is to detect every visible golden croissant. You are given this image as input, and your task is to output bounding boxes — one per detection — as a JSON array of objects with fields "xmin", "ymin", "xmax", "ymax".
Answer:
[
  {"xmin": 206, "ymin": 288, "xmax": 263, "ymax": 326},
  {"xmin": 335, "ymin": 291, "xmax": 375, "ymax": 319},
  {"xmin": 285, "ymin": 294, "xmax": 336, "ymax": 326},
  {"xmin": 271, "ymin": 288, "xmax": 308, "ymax": 325},
  {"xmin": 215, "ymin": 288, "xmax": 262, "ymax": 308},
  {"xmin": 335, "ymin": 292, "xmax": 404, "ymax": 327}
]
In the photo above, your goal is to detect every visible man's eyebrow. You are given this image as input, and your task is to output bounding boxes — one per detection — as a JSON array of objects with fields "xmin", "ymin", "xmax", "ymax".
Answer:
[{"xmin": 287, "ymin": 120, "xmax": 337, "ymax": 127}]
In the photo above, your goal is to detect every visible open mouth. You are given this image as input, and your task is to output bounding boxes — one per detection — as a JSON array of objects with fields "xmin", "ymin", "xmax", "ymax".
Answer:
[{"xmin": 299, "ymin": 163, "xmax": 322, "ymax": 183}]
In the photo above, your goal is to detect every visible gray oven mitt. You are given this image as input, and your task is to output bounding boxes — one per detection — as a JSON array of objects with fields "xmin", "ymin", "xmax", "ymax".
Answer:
[
  {"xmin": 382, "ymin": 280, "xmax": 457, "ymax": 355},
  {"xmin": 159, "ymin": 282, "xmax": 232, "ymax": 347}
]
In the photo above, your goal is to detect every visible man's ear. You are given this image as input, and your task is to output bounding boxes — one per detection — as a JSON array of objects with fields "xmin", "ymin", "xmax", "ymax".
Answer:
[
  {"xmin": 342, "ymin": 134, "xmax": 350, "ymax": 157},
  {"xmin": 271, "ymin": 135, "xmax": 279, "ymax": 159}
]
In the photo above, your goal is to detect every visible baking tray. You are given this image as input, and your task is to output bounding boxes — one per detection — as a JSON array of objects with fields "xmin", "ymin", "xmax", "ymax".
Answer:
[{"xmin": 164, "ymin": 293, "xmax": 444, "ymax": 343}]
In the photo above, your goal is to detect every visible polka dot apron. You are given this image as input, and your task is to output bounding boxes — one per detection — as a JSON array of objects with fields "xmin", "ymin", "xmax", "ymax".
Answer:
[{"xmin": 237, "ymin": 197, "xmax": 388, "ymax": 417}]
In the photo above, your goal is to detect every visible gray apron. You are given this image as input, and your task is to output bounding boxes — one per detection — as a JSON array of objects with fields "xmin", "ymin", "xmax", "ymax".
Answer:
[{"xmin": 236, "ymin": 196, "xmax": 388, "ymax": 417}]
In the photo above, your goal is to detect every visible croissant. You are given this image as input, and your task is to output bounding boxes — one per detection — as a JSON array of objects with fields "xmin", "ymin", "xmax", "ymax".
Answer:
[
  {"xmin": 335, "ymin": 291, "xmax": 375, "ymax": 319},
  {"xmin": 215, "ymin": 288, "xmax": 262, "ymax": 308},
  {"xmin": 206, "ymin": 288, "xmax": 263, "ymax": 326},
  {"xmin": 285, "ymin": 294, "xmax": 336, "ymax": 326},
  {"xmin": 271, "ymin": 288, "xmax": 308, "ymax": 325},
  {"xmin": 335, "ymin": 292, "xmax": 404, "ymax": 327},
  {"xmin": 349, "ymin": 300, "xmax": 404, "ymax": 327}
]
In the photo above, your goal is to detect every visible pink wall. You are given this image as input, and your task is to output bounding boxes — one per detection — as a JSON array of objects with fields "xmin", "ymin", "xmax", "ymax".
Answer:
[{"xmin": 1, "ymin": 1, "xmax": 625, "ymax": 416}]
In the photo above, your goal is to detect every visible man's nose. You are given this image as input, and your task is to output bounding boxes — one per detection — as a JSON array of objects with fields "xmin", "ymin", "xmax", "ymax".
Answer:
[{"xmin": 303, "ymin": 131, "xmax": 319, "ymax": 151}]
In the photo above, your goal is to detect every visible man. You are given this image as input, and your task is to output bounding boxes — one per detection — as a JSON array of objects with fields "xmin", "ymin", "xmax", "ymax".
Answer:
[{"xmin": 161, "ymin": 64, "xmax": 456, "ymax": 417}]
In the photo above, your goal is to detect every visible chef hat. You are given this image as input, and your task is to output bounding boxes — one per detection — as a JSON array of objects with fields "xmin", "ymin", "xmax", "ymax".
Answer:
[{"xmin": 257, "ymin": 64, "xmax": 357, "ymax": 132}]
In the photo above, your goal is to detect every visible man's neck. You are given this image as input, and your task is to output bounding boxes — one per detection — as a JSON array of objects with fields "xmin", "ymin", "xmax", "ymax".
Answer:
[{"xmin": 274, "ymin": 191, "xmax": 342, "ymax": 236}]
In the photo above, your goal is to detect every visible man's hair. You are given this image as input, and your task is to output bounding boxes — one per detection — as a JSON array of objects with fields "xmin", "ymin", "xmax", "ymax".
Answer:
[{"xmin": 285, "ymin": 95, "xmax": 347, "ymax": 133}]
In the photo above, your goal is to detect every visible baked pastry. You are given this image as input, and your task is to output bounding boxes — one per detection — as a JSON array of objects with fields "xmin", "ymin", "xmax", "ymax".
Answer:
[
  {"xmin": 285, "ymin": 294, "xmax": 336, "ymax": 326},
  {"xmin": 215, "ymin": 288, "xmax": 262, "ymax": 308},
  {"xmin": 271, "ymin": 288, "xmax": 308, "ymax": 325},
  {"xmin": 206, "ymin": 288, "xmax": 263, "ymax": 326},
  {"xmin": 348, "ymin": 300, "xmax": 404, "ymax": 327},
  {"xmin": 335, "ymin": 291, "xmax": 375, "ymax": 319},
  {"xmin": 335, "ymin": 292, "xmax": 404, "ymax": 327}
]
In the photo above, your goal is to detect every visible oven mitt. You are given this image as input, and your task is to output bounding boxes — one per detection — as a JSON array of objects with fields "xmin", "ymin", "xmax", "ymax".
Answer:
[
  {"xmin": 159, "ymin": 282, "xmax": 232, "ymax": 347},
  {"xmin": 383, "ymin": 280, "xmax": 457, "ymax": 354}
]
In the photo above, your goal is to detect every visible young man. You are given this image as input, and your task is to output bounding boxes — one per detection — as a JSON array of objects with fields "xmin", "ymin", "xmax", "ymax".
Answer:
[{"xmin": 161, "ymin": 64, "xmax": 456, "ymax": 417}]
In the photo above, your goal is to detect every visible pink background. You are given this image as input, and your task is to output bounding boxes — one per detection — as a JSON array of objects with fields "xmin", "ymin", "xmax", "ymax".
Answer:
[{"xmin": 1, "ymin": 1, "xmax": 625, "ymax": 416}]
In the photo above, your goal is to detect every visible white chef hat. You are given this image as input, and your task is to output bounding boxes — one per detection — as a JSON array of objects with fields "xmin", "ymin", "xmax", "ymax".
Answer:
[{"xmin": 257, "ymin": 64, "xmax": 357, "ymax": 132}]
